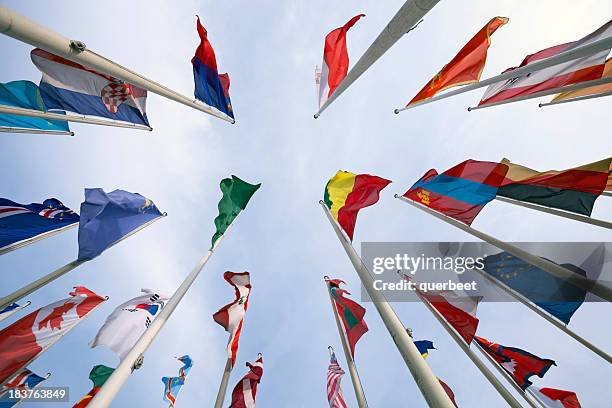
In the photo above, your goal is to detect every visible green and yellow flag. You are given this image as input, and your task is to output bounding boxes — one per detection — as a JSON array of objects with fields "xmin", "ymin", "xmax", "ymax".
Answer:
[{"xmin": 73, "ymin": 365, "xmax": 114, "ymax": 408}]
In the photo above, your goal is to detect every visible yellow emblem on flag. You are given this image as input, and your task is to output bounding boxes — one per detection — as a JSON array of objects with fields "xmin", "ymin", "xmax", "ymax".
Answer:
[{"xmin": 416, "ymin": 189, "xmax": 430, "ymax": 205}]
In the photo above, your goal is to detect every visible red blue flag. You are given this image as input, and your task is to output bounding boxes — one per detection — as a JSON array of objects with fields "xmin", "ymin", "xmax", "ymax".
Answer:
[
  {"xmin": 192, "ymin": 16, "xmax": 234, "ymax": 119},
  {"xmin": 161, "ymin": 355, "xmax": 193, "ymax": 407}
]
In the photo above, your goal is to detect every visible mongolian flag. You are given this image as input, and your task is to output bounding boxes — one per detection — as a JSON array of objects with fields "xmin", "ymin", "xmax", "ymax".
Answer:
[
  {"xmin": 73, "ymin": 365, "xmax": 114, "ymax": 408},
  {"xmin": 0, "ymin": 197, "xmax": 79, "ymax": 253},
  {"xmin": 403, "ymin": 160, "xmax": 508, "ymax": 225},
  {"xmin": 408, "ymin": 16, "xmax": 508, "ymax": 106},
  {"xmin": 0, "ymin": 368, "xmax": 48, "ymax": 407},
  {"xmin": 326, "ymin": 351, "xmax": 348, "ymax": 408},
  {"xmin": 318, "ymin": 14, "xmax": 365, "ymax": 108},
  {"xmin": 327, "ymin": 279, "xmax": 368, "ymax": 357},
  {"xmin": 213, "ymin": 272, "xmax": 252, "ymax": 368},
  {"xmin": 531, "ymin": 387, "xmax": 582, "ymax": 408},
  {"xmin": 550, "ymin": 58, "xmax": 612, "ymax": 103},
  {"xmin": 211, "ymin": 176, "xmax": 260, "ymax": 248},
  {"xmin": 0, "ymin": 287, "xmax": 106, "ymax": 384},
  {"xmin": 324, "ymin": 170, "xmax": 391, "ymax": 240},
  {"xmin": 162, "ymin": 356, "xmax": 193, "ymax": 407},
  {"xmin": 498, "ymin": 157, "xmax": 612, "ymax": 216},
  {"xmin": 229, "ymin": 354, "xmax": 264, "ymax": 408},
  {"xmin": 475, "ymin": 336, "xmax": 556, "ymax": 390},
  {"xmin": 192, "ymin": 16, "xmax": 234, "ymax": 119},
  {"xmin": 414, "ymin": 340, "xmax": 436, "ymax": 358},
  {"xmin": 478, "ymin": 20, "xmax": 612, "ymax": 107}
]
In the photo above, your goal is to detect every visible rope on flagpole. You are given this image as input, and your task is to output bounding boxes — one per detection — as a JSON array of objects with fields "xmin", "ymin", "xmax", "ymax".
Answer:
[{"xmin": 539, "ymin": 90, "xmax": 612, "ymax": 107}]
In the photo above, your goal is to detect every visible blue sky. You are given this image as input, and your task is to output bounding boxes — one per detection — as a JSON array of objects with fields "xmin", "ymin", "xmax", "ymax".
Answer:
[{"xmin": 1, "ymin": 0, "xmax": 611, "ymax": 407}]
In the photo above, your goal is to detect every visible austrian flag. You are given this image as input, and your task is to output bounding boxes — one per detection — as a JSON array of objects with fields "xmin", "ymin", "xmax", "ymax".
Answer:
[{"xmin": 0, "ymin": 287, "xmax": 106, "ymax": 384}]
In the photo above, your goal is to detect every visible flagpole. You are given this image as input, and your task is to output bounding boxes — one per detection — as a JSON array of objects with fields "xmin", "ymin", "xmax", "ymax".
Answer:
[
  {"xmin": 0, "ymin": 106, "xmax": 153, "ymax": 131},
  {"xmin": 213, "ymin": 359, "xmax": 233, "ymax": 408},
  {"xmin": 494, "ymin": 196, "xmax": 612, "ymax": 230},
  {"xmin": 467, "ymin": 77, "xmax": 612, "ymax": 111},
  {"xmin": 0, "ymin": 223, "xmax": 78, "ymax": 257},
  {"xmin": 0, "ymin": 126, "xmax": 74, "ymax": 136},
  {"xmin": 0, "ymin": 301, "xmax": 31, "ymax": 323},
  {"xmin": 394, "ymin": 36, "xmax": 612, "ymax": 113},
  {"xmin": 0, "ymin": 213, "xmax": 166, "ymax": 311},
  {"xmin": 87, "ymin": 214, "xmax": 240, "ymax": 408},
  {"xmin": 469, "ymin": 266, "xmax": 612, "ymax": 363},
  {"xmin": 319, "ymin": 201, "xmax": 456, "ymax": 408},
  {"xmin": 0, "ymin": 6, "xmax": 235, "ymax": 124},
  {"xmin": 539, "ymin": 90, "xmax": 612, "ymax": 107},
  {"xmin": 602, "ymin": 191, "xmax": 612, "ymax": 198},
  {"xmin": 324, "ymin": 277, "xmax": 368, "ymax": 408},
  {"xmin": 314, "ymin": 0, "xmax": 440, "ymax": 118},
  {"xmin": 394, "ymin": 195, "xmax": 612, "ymax": 302},
  {"xmin": 9, "ymin": 372, "xmax": 51, "ymax": 408}
]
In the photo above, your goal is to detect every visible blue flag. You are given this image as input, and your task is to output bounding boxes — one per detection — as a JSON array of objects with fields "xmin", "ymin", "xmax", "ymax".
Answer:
[
  {"xmin": 0, "ymin": 80, "xmax": 71, "ymax": 134},
  {"xmin": 483, "ymin": 252, "xmax": 587, "ymax": 324},
  {"xmin": 77, "ymin": 189, "xmax": 163, "ymax": 261},
  {"xmin": 414, "ymin": 340, "xmax": 436, "ymax": 358},
  {"xmin": 162, "ymin": 355, "xmax": 193, "ymax": 406},
  {"xmin": 0, "ymin": 197, "xmax": 79, "ymax": 252}
]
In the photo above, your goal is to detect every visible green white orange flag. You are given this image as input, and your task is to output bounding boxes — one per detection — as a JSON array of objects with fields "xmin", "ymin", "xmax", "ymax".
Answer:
[
  {"xmin": 408, "ymin": 16, "xmax": 508, "ymax": 106},
  {"xmin": 323, "ymin": 170, "xmax": 390, "ymax": 240},
  {"xmin": 327, "ymin": 279, "xmax": 368, "ymax": 357},
  {"xmin": 73, "ymin": 365, "xmax": 115, "ymax": 408}
]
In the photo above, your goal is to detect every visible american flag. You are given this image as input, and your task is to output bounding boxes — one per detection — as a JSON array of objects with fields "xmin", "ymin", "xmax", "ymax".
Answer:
[{"xmin": 327, "ymin": 351, "xmax": 348, "ymax": 408}]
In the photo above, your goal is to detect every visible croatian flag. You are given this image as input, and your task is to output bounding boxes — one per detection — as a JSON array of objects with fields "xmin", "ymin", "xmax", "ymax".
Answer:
[
  {"xmin": 0, "ymin": 287, "xmax": 106, "ymax": 384},
  {"xmin": 30, "ymin": 49, "xmax": 150, "ymax": 126},
  {"xmin": 0, "ymin": 197, "xmax": 79, "ymax": 253},
  {"xmin": 0, "ymin": 368, "xmax": 48, "ymax": 407}
]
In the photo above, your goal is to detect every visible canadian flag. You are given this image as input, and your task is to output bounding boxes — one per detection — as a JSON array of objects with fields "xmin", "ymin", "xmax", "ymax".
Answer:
[
  {"xmin": 213, "ymin": 272, "xmax": 251, "ymax": 368},
  {"xmin": 531, "ymin": 387, "xmax": 582, "ymax": 408},
  {"xmin": 0, "ymin": 287, "xmax": 106, "ymax": 384},
  {"xmin": 229, "ymin": 354, "xmax": 264, "ymax": 408}
]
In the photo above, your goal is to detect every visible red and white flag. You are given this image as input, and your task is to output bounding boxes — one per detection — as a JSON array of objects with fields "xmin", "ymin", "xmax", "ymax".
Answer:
[
  {"xmin": 229, "ymin": 354, "xmax": 264, "ymax": 408},
  {"xmin": 0, "ymin": 287, "xmax": 106, "ymax": 384},
  {"xmin": 479, "ymin": 19, "xmax": 612, "ymax": 106},
  {"xmin": 213, "ymin": 272, "xmax": 251, "ymax": 367},
  {"xmin": 318, "ymin": 14, "xmax": 365, "ymax": 108},
  {"xmin": 327, "ymin": 351, "xmax": 348, "ymax": 408},
  {"xmin": 531, "ymin": 387, "xmax": 582, "ymax": 408}
]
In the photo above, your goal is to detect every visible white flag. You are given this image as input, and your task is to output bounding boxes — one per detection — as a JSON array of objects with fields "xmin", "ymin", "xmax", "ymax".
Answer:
[{"xmin": 90, "ymin": 289, "xmax": 168, "ymax": 359}]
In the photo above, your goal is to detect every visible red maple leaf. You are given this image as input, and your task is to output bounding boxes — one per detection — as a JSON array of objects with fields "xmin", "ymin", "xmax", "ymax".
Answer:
[{"xmin": 38, "ymin": 301, "xmax": 76, "ymax": 331}]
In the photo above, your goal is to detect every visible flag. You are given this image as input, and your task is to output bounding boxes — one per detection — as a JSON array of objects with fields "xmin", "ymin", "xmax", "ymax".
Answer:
[
  {"xmin": 326, "ymin": 351, "xmax": 348, "ymax": 408},
  {"xmin": 211, "ymin": 176, "xmax": 260, "ymax": 248},
  {"xmin": 478, "ymin": 20, "xmax": 612, "ymax": 107},
  {"xmin": 0, "ymin": 80, "xmax": 71, "ymax": 133},
  {"xmin": 229, "ymin": 355, "xmax": 264, "ymax": 408},
  {"xmin": 498, "ymin": 157, "xmax": 611, "ymax": 216},
  {"xmin": 90, "ymin": 289, "xmax": 169, "ymax": 359},
  {"xmin": 0, "ymin": 368, "xmax": 48, "ymax": 408},
  {"xmin": 30, "ymin": 49, "xmax": 149, "ymax": 126},
  {"xmin": 475, "ymin": 336, "xmax": 556, "ymax": 390},
  {"xmin": 408, "ymin": 17, "xmax": 508, "ymax": 106},
  {"xmin": 0, "ymin": 287, "xmax": 106, "ymax": 384},
  {"xmin": 73, "ymin": 365, "xmax": 114, "ymax": 408},
  {"xmin": 414, "ymin": 340, "xmax": 436, "ymax": 358},
  {"xmin": 403, "ymin": 160, "xmax": 508, "ymax": 225},
  {"xmin": 328, "ymin": 279, "xmax": 368, "ymax": 357},
  {"xmin": 550, "ymin": 58, "xmax": 612, "ymax": 102},
  {"xmin": 323, "ymin": 170, "xmax": 391, "ymax": 240},
  {"xmin": 77, "ymin": 188, "xmax": 163, "ymax": 261},
  {"xmin": 213, "ymin": 272, "xmax": 251, "ymax": 367},
  {"xmin": 0, "ymin": 303, "xmax": 29, "ymax": 323},
  {"xmin": 161, "ymin": 355, "xmax": 193, "ymax": 407},
  {"xmin": 438, "ymin": 378, "xmax": 459, "ymax": 408},
  {"xmin": 483, "ymin": 251, "xmax": 588, "ymax": 324},
  {"xmin": 0, "ymin": 197, "xmax": 79, "ymax": 252},
  {"xmin": 192, "ymin": 16, "xmax": 234, "ymax": 119},
  {"xmin": 318, "ymin": 14, "xmax": 365, "ymax": 108},
  {"xmin": 531, "ymin": 387, "xmax": 582, "ymax": 408}
]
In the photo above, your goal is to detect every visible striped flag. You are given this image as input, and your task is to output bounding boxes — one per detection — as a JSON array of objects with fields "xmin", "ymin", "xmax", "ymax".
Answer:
[
  {"xmin": 531, "ymin": 387, "xmax": 582, "ymax": 408},
  {"xmin": 327, "ymin": 351, "xmax": 348, "ymax": 408},
  {"xmin": 213, "ymin": 272, "xmax": 252, "ymax": 367},
  {"xmin": 229, "ymin": 355, "xmax": 264, "ymax": 408}
]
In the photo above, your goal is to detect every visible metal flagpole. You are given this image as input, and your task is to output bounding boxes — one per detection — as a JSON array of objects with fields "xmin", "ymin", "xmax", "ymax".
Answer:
[
  {"xmin": 11, "ymin": 372, "xmax": 51, "ymax": 408},
  {"xmin": 394, "ymin": 36, "xmax": 612, "ymax": 113},
  {"xmin": 213, "ymin": 359, "xmax": 233, "ymax": 408},
  {"xmin": 0, "ymin": 126, "xmax": 74, "ymax": 136},
  {"xmin": 539, "ymin": 90, "xmax": 612, "ymax": 107},
  {"xmin": 324, "ymin": 277, "xmax": 368, "ymax": 408},
  {"xmin": 0, "ymin": 6, "xmax": 235, "ymax": 124},
  {"xmin": 394, "ymin": 195, "xmax": 612, "ymax": 302},
  {"xmin": 0, "ymin": 105, "xmax": 153, "ymax": 131},
  {"xmin": 470, "ymin": 266, "xmax": 612, "ymax": 363},
  {"xmin": 467, "ymin": 77, "xmax": 612, "ymax": 111},
  {"xmin": 0, "ymin": 301, "xmax": 31, "ymax": 323},
  {"xmin": 319, "ymin": 201, "xmax": 456, "ymax": 408},
  {"xmin": 0, "ymin": 213, "xmax": 167, "ymax": 311},
  {"xmin": 494, "ymin": 196, "xmax": 612, "ymax": 230},
  {"xmin": 0, "ymin": 223, "xmax": 78, "ymax": 257},
  {"xmin": 314, "ymin": 0, "xmax": 440, "ymax": 118},
  {"xmin": 602, "ymin": 191, "xmax": 612, "ymax": 198},
  {"xmin": 87, "ymin": 214, "xmax": 241, "ymax": 408}
]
